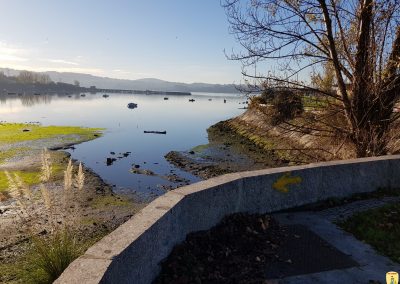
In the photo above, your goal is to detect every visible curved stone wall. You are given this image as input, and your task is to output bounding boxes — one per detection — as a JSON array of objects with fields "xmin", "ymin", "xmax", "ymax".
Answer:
[{"xmin": 56, "ymin": 155, "xmax": 400, "ymax": 284}]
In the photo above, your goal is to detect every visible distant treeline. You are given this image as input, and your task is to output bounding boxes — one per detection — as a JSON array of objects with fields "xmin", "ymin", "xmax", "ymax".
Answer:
[{"xmin": 0, "ymin": 70, "xmax": 85, "ymax": 94}]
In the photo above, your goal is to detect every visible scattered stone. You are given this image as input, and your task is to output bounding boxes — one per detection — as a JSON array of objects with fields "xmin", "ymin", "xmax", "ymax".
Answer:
[
  {"xmin": 106, "ymin": 157, "xmax": 117, "ymax": 166},
  {"xmin": 130, "ymin": 168, "xmax": 155, "ymax": 176},
  {"xmin": 127, "ymin": 102, "xmax": 138, "ymax": 109}
]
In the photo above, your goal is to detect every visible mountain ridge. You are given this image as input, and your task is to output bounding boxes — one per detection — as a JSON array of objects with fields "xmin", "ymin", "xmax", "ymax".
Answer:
[{"xmin": 0, "ymin": 68, "xmax": 240, "ymax": 93}]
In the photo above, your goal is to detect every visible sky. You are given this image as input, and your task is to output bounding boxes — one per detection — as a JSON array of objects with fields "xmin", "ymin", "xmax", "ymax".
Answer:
[{"xmin": 0, "ymin": 0, "xmax": 245, "ymax": 84}]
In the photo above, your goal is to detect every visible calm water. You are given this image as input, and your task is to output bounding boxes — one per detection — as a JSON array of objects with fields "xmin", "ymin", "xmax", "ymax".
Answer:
[{"xmin": 0, "ymin": 92, "xmax": 247, "ymax": 199}]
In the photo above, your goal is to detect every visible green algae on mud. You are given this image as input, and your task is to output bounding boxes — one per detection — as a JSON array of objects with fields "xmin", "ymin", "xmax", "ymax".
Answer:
[
  {"xmin": 165, "ymin": 120, "xmax": 289, "ymax": 180},
  {"xmin": 0, "ymin": 123, "xmax": 103, "ymax": 195},
  {"xmin": 0, "ymin": 123, "xmax": 103, "ymax": 145}
]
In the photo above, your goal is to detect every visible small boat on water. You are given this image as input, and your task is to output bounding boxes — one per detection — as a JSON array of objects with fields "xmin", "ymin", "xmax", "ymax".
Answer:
[
  {"xmin": 127, "ymin": 102, "xmax": 138, "ymax": 109},
  {"xmin": 189, "ymin": 99, "xmax": 195, "ymax": 102},
  {"xmin": 164, "ymin": 97, "xmax": 169, "ymax": 100},
  {"xmin": 103, "ymin": 94, "xmax": 109, "ymax": 98},
  {"xmin": 81, "ymin": 94, "xmax": 86, "ymax": 97}
]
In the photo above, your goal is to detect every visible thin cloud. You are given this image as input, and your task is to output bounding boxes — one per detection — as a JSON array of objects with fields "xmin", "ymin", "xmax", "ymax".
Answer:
[{"xmin": 0, "ymin": 41, "xmax": 29, "ymax": 62}]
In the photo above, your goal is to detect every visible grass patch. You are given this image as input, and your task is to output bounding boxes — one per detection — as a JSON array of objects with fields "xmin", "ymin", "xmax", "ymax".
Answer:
[
  {"xmin": 190, "ymin": 144, "xmax": 209, "ymax": 153},
  {"xmin": 18, "ymin": 231, "xmax": 84, "ymax": 284},
  {"xmin": 0, "ymin": 123, "xmax": 103, "ymax": 145},
  {"xmin": 0, "ymin": 261, "xmax": 21, "ymax": 284},
  {"xmin": 0, "ymin": 147, "xmax": 29, "ymax": 164},
  {"xmin": 0, "ymin": 163, "xmax": 64, "ymax": 193},
  {"xmin": 208, "ymin": 120, "xmax": 295, "ymax": 163},
  {"xmin": 0, "ymin": 170, "xmax": 41, "ymax": 192},
  {"xmin": 339, "ymin": 202, "xmax": 400, "ymax": 263},
  {"xmin": 293, "ymin": 187, "xmax": 400, "ymax": 212},
  {"xmin": 91, "ymin": 195, "xmax": 131, "ymax": 209},
  {"xmin": 0, "ymin": 229, "xmax": 110, "ymax": 284}
]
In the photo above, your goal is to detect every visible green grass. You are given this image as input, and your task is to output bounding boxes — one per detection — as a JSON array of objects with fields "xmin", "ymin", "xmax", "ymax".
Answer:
[
  {"xmin": 339, "ymin": 202, "xmax": 400, "ymax": 263},
  {"xmin": 0, "ymin": 123, "xmax": 103, "ymax": 195},
  {"xmin": 0, "ymin": 261, "xmax": 21, "ymax": 283},
  {"xmin": 0, "ymin": 123, "xmax": 103, "ymax": 145},
  {"xmin": 190, "ymin": 144, "xmax": 209, "ymax": 153},
  {"xmin": 0, "ymin": 170, "xmax": 41, "ymax": 192},
  {"xmin": 0, "ymin": 227, "xmax": 111, "ymax": 284},
  {"xmin": 0, "ymin": 147, "xmax": 29, "ymax": 164},
  {"xmin": 18, "ymin": 231, "xmax": 84, "ymax": 284},
  {"xmin": 91, "ymin": 195, "xmax": 131, "ymax": 209},
  {"xmin": 302, "ymin": 96, "xmax": 329, "ymax": 108},
  {"xmin": 0, "ymin": 164, "xmax": 64, "ymax": 193}
]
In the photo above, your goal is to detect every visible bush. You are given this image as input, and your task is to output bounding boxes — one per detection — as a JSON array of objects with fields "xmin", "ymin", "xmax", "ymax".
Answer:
[
  {"xmin": 21, "ymin": 230, "xmax": 83, "ymax": 284},
  {"xmin": 269, "ymin": 90, "xmax": 304, "ymax": 125},
  {"xmin": 4, "ymin": 149, "xmax": 87, "ymax": 283},
  {"xmin": 260, "ymin": 88, "xmax": 275, "ymax": 104}
]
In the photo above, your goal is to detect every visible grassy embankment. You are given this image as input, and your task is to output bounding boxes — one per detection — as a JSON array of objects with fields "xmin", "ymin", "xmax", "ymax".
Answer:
[{"xmin": 209, "ymin": 93, "xmax": 357, "ymax": 165}]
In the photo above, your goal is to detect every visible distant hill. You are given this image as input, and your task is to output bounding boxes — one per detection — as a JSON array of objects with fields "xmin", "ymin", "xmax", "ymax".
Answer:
[{"xmin": 0, "ymin": 68, "xmax": 240, "ymax": 93}]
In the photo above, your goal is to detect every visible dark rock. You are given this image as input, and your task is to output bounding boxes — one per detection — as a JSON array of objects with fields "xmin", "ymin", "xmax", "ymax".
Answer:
[
  {"xmin": 127, "ymin": 102, "xmax": 138, "ymax": 109},
  {"xmin": 130, "ymin": 168, "xmax": 155, "ymax": 176},
  {"xmin": 106, "ymin": 157, "xmax": 117, "ymax": 166}
]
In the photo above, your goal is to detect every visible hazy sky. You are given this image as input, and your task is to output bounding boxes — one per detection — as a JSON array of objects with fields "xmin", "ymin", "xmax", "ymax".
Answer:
[{"xmin": 0, "ymin": 0, "xmax": 245, "ymax": 84}]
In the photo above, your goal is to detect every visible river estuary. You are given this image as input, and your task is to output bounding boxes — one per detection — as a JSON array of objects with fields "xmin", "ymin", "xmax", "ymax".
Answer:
[{"xmin": 0, "ymin": 92, "xmax": 247, "ymax": 199}]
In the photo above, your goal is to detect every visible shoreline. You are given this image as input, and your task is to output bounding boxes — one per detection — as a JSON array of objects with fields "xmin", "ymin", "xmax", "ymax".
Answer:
[
  {"xmin": 164, "ymin": 104, "xmax": 360, "ymax": 179},
  {"xmin": 0, "ymin": 123, "xmax": 145, "ymax": 283},
  {"xmin": 165, "ymin": 118, "xmax": 291, "ymax": 180}
]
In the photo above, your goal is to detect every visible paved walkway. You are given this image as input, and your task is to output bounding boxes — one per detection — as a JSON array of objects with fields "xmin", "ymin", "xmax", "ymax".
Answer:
[{"xmin": 271, "ymin": 198, "xmax": 400, "ymax": 284}]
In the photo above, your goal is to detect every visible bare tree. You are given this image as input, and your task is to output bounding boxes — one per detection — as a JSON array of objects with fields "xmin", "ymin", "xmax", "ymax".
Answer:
[
  {"xmin": 17, "ymin": 71, "xmax": 52, "ymax": 84},
  {"xmin": 222, "ymin": 0, "xmax": 400, "ymax": 157}
]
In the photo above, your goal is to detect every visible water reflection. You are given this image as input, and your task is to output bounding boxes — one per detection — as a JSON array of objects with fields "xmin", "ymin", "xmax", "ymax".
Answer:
[{"xmin": 0, "ymin": 92, "xmax": 247, "ymax": 199}]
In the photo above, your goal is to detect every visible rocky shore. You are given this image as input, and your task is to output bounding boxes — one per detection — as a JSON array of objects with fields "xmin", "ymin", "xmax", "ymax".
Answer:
[
  {"xmin": 0, "ymin": 124, "xmax": 144, "ymax": 283},
  {"xmin": 165, "ymin": 116, "xmax": 290, "ymax": 180}
]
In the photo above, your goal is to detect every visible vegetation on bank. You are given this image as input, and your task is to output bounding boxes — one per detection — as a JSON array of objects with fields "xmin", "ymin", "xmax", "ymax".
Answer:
[
  {"xmin": 0, "ymin": 151, "xmax": 85, "ymax": 283},
  {"xmin": 0, "ymin": 123, "xmax": 103, "ymax": 199},
  {"xmin": 0, "ymin": 123, "xmax": 102, "ymax": 146},
  {"xmin": 0, "ymin": 149, "xmax": 139, "ymax": 284},
  {"xmin": 339, "ymin": 202, "xmax": 400, "ymax": 263},
  {"xmin": 223, "ymin": 0, "xmax": 400, "ymax": 158}
]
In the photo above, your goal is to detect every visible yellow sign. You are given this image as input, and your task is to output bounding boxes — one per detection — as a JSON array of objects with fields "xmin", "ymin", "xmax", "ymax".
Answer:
[
  {"xmin": 272, "ymin": 172, "xmax": 302, "ymax": 193},
  {"xmin": 387, "ymin": 271, "xmax": 399, "ymax": 284}
]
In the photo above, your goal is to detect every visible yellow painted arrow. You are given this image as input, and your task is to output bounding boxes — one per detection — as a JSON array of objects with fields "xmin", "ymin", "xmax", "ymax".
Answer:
[{"xmin": 272, "ymin": 172, "xmax": 302, "ymax": 193}]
